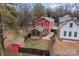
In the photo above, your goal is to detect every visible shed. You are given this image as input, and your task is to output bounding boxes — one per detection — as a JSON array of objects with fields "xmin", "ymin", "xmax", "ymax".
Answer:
[{"xmin": 10, "ymin": 37, "xmax": 24, "ymax": 52}]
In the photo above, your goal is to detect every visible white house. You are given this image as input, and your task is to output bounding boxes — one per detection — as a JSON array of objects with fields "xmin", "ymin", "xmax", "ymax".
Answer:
[{"xmin": 59, "ymin": 15, "xmax": 79, "ymax": 40}]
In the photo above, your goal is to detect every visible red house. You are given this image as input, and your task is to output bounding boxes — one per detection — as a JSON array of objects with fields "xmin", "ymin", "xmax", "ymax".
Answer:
[
  {"xmin": 34, "ymin": 17, "xmax": 54, "ymax": 35},
  {"xmin": 10, "ymin": 37, "xmax": 24, "ymax": 52}
]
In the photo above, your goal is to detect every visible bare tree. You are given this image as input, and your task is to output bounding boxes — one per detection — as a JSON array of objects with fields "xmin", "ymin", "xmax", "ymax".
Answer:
[
  {"xmin": 16, "ymin": 4, "xmax": 32, "ymax": 29},
  {"xmin": 33, "ymin": 3, "xmax": 47, "ymax": 19}
]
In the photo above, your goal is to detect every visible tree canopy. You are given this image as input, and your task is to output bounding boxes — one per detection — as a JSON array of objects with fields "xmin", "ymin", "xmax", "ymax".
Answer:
[
  {"xmin": 0, "ymin": 4, "xmax": 19, "ymax": 33},
  {"xmin": 33, "ymin": 3, "xmax": 47, "ymax": 18}
]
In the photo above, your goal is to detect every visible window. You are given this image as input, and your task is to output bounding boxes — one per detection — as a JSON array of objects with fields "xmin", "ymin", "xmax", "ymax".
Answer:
[
  {"xmin": 38, "ymin": 23, "xmax": 43, "ymax": 27},
  {"xmin": 31, "ymin": 30, "xmax": 35, "ymax": 35},
  {"xmin": 45, "ymin": 29, "xmax": 48, "ymax": 33},
  {"xmin": 64, "ymin": 31, "xmax": 66, "ymax": 36},
  {"xmin": 74, "ymin": 32, "xmax": 77, "ymax": 37},
  {"xmin": 46, "ymin": 22, "xmax": 49, "ymax": 26},
  {"xmin": 69, "ymin": 31, "xmax": 72, "ymax": 37},
  {"xmin": 70, "ymin": 23, "xmax": 73, "ymax": 28}
]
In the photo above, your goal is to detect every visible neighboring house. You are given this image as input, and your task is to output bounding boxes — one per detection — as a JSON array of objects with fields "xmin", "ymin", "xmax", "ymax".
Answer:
[
  {"xmin": 34, "ymin": 17, "xmax": 54, "ymax": 35},
  {"xmin": 58, "ymin": 15, "xmax": 79, "ymax": 40}
]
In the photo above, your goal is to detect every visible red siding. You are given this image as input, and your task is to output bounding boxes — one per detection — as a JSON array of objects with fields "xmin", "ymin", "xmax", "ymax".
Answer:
[
  {"xmin": 34, "ymin": 18, "xmax": 53, "ymax": 35},
  {"xmin": 10, "ymin": 44, "xmax": 19, "ymax": 52}
]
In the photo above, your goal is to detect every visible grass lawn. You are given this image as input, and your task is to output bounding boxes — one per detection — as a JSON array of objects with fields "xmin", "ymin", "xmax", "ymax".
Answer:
[{"xmin": 24, "ymin": 39, "xmax": 50, "ymax": 50}]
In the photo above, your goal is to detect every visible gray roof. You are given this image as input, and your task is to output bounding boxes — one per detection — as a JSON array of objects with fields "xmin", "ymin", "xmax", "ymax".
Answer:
[
  {"xmin": 11, "ymin": 37, "xmax": 24, "ymax": 45},
  {"xmin": 59, "ymin": 15, "xmax": 71, "ymax": 23},
  {"xmin": 59, "ymin": 15, "xmax": 79, "ymax": 27},
  {"xmin": 32, "ymin": 26, "xmax": 43, "ymax": 32}
]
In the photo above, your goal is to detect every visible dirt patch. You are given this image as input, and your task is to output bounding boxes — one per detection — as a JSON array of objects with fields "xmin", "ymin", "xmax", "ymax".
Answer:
[{"xmin": 51, "ymin": 32, "xmax": 79, "ymax": 56}]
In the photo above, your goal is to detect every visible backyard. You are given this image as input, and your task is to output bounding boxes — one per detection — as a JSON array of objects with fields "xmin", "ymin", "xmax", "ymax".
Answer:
[{"xmin": 24, "ymin": 39, "xmax": 50, "ymax": 51}]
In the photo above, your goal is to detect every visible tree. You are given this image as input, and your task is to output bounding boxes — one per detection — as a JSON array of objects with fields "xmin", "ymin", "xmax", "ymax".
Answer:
[
  {"xmin": 47, "ymin": 8, "xmax": 51, "ymax": 17},
  {"xmin": 51, "ymin": 5, "xmax": 72, "ymax": 25},
  {"xmin": 16, "ymin": 4, "xmax": 32, "ymax": 29},
  {"xmin": 33, "ymin": 3, "xmax": 47, "ymax": 19},
  {"xmin": 0, "ymin": 4, "xmax": 19, "ymax": 55},
  {"xmin": 71, "ymin": 10, "xmax": 79, "ymax": 18},
  {"xmin": 50, "ymin": 3, "xmax": 79, "ymax": 25}
]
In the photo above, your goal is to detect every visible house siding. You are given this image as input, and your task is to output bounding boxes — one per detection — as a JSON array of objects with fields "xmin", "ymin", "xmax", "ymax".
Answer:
[
  {"xmin": 34, "ymin": 18, "xmax": 53, "ymax": 35},
  {"xmin": 10, "ymin": 44, "xmax": 19, "ymax": 52},
  {"xmin": 60, "ymin": 20, "xmax": 79, "ymax": 40}
]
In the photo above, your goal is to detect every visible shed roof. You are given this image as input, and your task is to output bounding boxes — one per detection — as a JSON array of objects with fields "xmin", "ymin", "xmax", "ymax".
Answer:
[{"xmin": 11, "ymin": 37, "xmax": 24, "ymax": 45}]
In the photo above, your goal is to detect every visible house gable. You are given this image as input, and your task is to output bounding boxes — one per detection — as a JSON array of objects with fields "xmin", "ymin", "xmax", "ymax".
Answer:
[
  {"xmin": 59, "ymin": 15, "xmax": 79, "ymax": 28},
  {"xmin": 60, "ymin": 18, "xmax": 79, "ymax": 40},
  {"xmin": 60, "ymin": 20, "xmax": 79, "ymax": 29},
  {"xmin": 34, "ymin": 17, "xmax": 53, "ymax": 23},
  {"xmin": 34, "ymin": 17, "xmax": 54, "ymax": 35}
]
